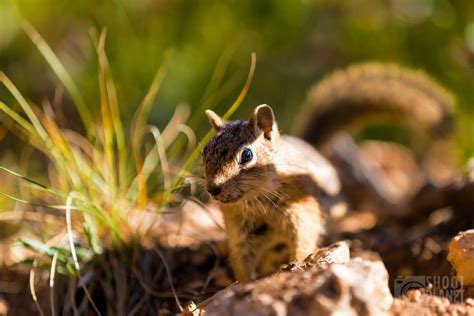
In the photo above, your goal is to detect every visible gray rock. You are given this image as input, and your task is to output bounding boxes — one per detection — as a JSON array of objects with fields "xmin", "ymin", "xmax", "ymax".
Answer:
[{"xmin": 204, "ymin": 242, "xmax": 393, "ymax": 316}]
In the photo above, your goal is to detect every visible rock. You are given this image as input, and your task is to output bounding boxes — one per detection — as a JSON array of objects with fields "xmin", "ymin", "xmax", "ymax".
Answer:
[
  {"xmin": 182, "ymin": 301, "xmax": 203, "ymax": 316},
  {"xmin": 407, "ymin": 289, "xmax": 422, "ymax": 302},
  {"xmin": 282, "ymin": 241, "xmax": 350, "ymax": 272},
  {"xmin": 204, "ymin": 245, "xmax": 393, "ymax": 316},
  {"xmin": 391, "ymin": 292, "xmax": 474, "ymax": 315},
  {"xmin": 309, "ymin": 258, "xmax": 393, "ymax": 316},
  {"xmin": 304, "ymin": 241, "xmax": 351, "ymax": 266},
  {"xmin": 0, "ymin": 296, "xmax": 8, "ymax": 315},
  {"xmin": 448, "ymin": 230, "xmax": 474, "ymax": 286}
]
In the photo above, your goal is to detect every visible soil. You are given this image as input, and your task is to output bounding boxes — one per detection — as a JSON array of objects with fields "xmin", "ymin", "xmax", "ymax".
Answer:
[{"xmin": 1, "ymin": 140, "xmax": 473, "ymax": 315}]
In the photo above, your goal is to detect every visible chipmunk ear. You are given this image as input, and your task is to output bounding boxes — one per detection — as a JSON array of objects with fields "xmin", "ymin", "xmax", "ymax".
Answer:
[
  {"xmin": 205, "ymin": 110, "xmax": 224, "ymax": 131},
  {"xmin": 249, "ymin": 104, "xmax": 277, "ymax": 140}
]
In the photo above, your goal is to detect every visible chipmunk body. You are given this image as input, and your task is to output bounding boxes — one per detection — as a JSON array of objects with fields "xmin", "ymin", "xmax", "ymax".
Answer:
[{"xmin": 201, "ymin": 63, "xmax": 454, "ymax": 282}]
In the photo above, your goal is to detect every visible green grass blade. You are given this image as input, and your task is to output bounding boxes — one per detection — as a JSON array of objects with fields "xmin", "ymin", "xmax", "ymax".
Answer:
[
  {"xmin": 130, "ymin": 56, "xmax": 168, "ymax": 145},
  {"xmin": 221, "ymin": 52, "xmax": 257, "ymax": 120},
  {"xmin": 188, "ymin": 45, "xmax": 237, "ymax": 127},
  {"xmin": 21, "ymin": 21, "xmax": 93, "ymax": 131},
  {"xmin": 165, "ymin": 52, "xmax": 256, "ymax": 202},
  {"xmin": 95, "ymin": 33, "xmax": 116, "ymax": 192},
  {"xmin": 0, "ymin": 166, "xmax": 49, "ymax": 189},
  {"xmin": 129, "ymin": 58, "xmax": 168, "ymax": 206},
  {"xmin": 19, "ymin": 239, "xmax": 73, "ymax": 263},
  {"xmin": 125, "ymin": 125, "xmax": 170, "ymax": 203},
  {"xmin": 0, "ymin": 101, "xmax": 36, "ymax": 136},
  {"xmin": 0, "ymin": 73, "xmax": 48, "ymax": 141},
  {"xmin": 0, "ymin": 191, "xmax": 80, "ymax": 211},
  {"xmin": 96, "ymin": 30, "xmax": 127, "ymax": 188}
]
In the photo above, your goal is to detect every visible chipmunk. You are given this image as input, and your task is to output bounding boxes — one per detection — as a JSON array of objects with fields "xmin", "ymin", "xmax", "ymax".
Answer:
[{"xmin": 201, "ymin": 63, "xmax": 454, "ymax": 282}]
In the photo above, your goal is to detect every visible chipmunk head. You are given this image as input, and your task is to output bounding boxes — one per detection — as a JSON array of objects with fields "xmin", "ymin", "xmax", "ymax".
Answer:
[{"xmin": 202, "ymin": 104, "xmax": 280, "ymax": 204}]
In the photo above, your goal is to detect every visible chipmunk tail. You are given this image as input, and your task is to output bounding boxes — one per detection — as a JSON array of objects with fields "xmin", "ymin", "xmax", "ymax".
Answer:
[{"xmin": 297, "ymin": 62, "xmax": 455, "ymax": 148}]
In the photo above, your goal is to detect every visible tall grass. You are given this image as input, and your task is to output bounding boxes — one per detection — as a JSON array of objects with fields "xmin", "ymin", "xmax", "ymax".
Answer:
[{"xmin": 0, "ymin": 22, "xmax": 255, "ymax": 313}]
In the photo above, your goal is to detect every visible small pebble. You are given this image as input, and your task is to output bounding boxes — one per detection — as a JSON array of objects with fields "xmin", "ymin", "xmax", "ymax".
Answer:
[
  {"xmin": 0, "ymin": 297, "xmax": 8, "ymax": 316},
  {"xmin": 182, "ymin": 301, "xmax": 203, "ymax": 316},
  {"xmin": 407, "ymin": 289, "xmax": 421, "ymax": 302},
  {"xmin": 466, "ymin": 298, "xmax": 474, "ymax": 307}
]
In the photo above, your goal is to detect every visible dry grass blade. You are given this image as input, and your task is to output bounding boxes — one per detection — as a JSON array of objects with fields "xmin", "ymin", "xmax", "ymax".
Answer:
[
  {"xmin": 49, "ymin": 251, "xmax": 59, "ymax": 316},
  {"xmin": 64, "ymin": 277, "xmax": 79, "ymax": 316},
  {"xmin": 94, "ymin": 29, "xmax": 127, "ymax": 187},
  {"xmin": 65, "ymin": 194, "xmax": 101, "ymax": 315},
  {"xmin": 130, "ymin": 125, "xmax": 171, "ymax": 207},
  {"xmin": 146, "ymin": 125, "xmax": 170, "ymax": 185},
  {"xmin": 151, "ymin": 103, "xmax": 192, "ymax": 164},
  {"xmin": 95, "ymin": 30, "xmax": 117, "ymax": 191},
  {"xmin": 127, "ymin": 59, "xmax": 168, "ymax": 207},
  {"xmin": 0, "ymin": 22, "xmax": 219, "ymax": 315},
  {"xmin": 161, "ymin": 104, "xmax": 191, "ymax": 148},
  {"xmin": 154, "ymin": 248, "xmax": 183, "ymax": 312},
  {"xmin": 177, "ymin": 124, "xmax": 197, "ymax": 155},
  {"xmin": 29, "ymin": 258, "xmax": 45, "ymax": 316},
  {"xmin": 40, "ymin": 111, "xmax": 90, "ymax": 189}
]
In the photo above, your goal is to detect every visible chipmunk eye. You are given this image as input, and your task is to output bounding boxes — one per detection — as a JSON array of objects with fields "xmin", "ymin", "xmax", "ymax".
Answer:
[{"xmin": 240, "ymin": 148, "xmax": 253, "ymax": 165}]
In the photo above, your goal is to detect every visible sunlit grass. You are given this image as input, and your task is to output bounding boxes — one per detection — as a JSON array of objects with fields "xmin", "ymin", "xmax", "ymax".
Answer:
[{"xmin": 0, "ymin": 21, "xmax": 255, "ymax": 313}]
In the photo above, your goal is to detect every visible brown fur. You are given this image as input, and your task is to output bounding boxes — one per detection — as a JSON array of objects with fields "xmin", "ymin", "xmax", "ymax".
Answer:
[
  {"xmin": 202, "ymin": 105, "xmax": 340, "ymax": 282},
  {"xmin": 202, "ymin": 64, "xmax": 454, "ymax": 282}
]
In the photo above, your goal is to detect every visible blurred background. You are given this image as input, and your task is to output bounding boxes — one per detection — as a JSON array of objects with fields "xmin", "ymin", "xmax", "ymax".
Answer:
[
  {"xmin": 0, "ymin": 1, "xmax": 473, "ymax": 312},
  {"xmin": 1, "ymin": 0, "xmax": 474, "ymax": 190},
  {"xmin": 2, "ymin": 0, "xmax": 474, "ymax": 152}
]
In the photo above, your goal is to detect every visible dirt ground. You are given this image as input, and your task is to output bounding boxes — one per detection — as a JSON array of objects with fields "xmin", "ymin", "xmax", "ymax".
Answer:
[{"xmin": 1, "ymin": 140, "xmax": 473, "ymax": 315}]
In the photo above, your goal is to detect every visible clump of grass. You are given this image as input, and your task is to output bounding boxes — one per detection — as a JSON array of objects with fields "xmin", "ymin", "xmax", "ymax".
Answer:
[{"xmin": 0, "ymin": 22, "xmax": 255, "ymax": 314}]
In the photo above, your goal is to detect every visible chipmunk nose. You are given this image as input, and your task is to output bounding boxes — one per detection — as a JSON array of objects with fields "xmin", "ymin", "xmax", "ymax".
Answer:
[{"xmin": 207, "ymin": 184, "xmax": 222, "ymax": 197}]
